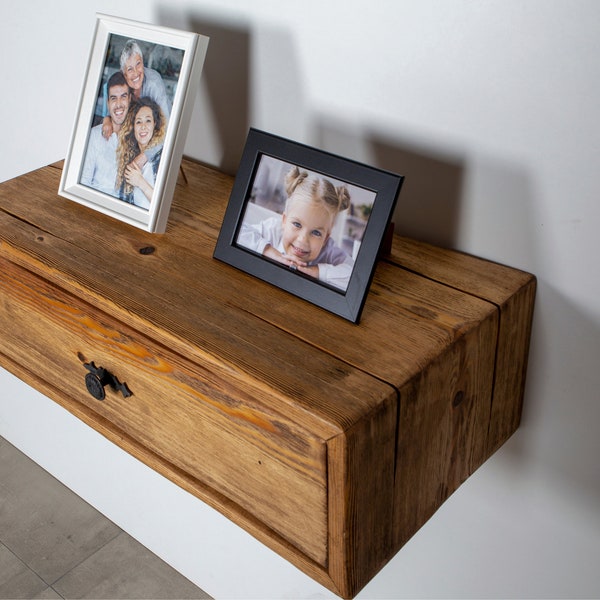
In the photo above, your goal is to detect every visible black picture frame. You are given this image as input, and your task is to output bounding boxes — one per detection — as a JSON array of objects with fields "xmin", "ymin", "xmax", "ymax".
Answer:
[{"xmin": 213, "ymin": 129, "xmax": 404, "ymax": 323}]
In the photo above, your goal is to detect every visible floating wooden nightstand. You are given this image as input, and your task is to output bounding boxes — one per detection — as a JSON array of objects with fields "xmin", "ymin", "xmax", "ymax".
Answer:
[{"xmin": 0, "ymin": 160, "xmax": 535, "ymax": 598}]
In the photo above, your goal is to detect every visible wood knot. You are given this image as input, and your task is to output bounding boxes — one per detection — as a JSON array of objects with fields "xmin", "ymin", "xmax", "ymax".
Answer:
[
  {"xmin": 452, "ymin": 390, "xmax": 465, "ymax": 408},
  {"xmin": 139, "ymin": 246, "xmax": 155, "ymax": 255}
]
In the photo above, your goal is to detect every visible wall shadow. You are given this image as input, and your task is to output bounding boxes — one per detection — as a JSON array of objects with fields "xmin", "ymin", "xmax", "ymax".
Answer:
[
  {"xmin": 314, "ymin": 120, "xmax": 465, "ymax": 249},
  {"xmin": 369, "ymin": 134, "xmax": 464, "ymax": 249},
  {"xmin": 155, "ymin": 8, "xmax": 252, "ymax": 175},
  {"xmin": 506, "ymin": 280, "xmax": 600, "ymax": 508}
]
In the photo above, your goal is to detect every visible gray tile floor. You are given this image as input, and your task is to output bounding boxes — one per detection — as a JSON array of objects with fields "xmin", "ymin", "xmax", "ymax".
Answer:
[{"xmin": 0, "ymin": 436, "xmax": 212, "ymax": 599}]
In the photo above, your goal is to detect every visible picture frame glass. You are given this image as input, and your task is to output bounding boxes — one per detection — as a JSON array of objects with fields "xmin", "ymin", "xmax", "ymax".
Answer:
[
  {"xmin": 80, "ymin": 33, "xmax": 184, "ymax": 207},
  {"xmin": 235, "ymin": 154, "xmax": 377, "ymax": 294}
]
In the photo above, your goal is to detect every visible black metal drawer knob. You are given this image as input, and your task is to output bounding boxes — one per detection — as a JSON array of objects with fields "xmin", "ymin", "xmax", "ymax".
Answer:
[{"xmin": 83, "ymin": 361, "xmax": 132, "ymax": 400}]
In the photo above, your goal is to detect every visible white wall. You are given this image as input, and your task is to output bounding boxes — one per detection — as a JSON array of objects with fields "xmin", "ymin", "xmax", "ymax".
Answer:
[{"xmin": 2, "ymin": 1, "xmax": 599, "ymax": 597}]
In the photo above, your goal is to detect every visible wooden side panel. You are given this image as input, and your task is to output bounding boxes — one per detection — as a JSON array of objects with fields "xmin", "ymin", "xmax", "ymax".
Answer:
[
  {"xmin": 328, "ymin": 392, "xmax": 398, "ymax": 599},
  {"xmin": 486, "ymin": 277, "xmax": 537, "ymax": 455},
  {"xmin": 392, "ymin": 312, "xmax": 498, "ymax": 550},
  {"xmin": 388, "ymin": 235, "xmax": 536, "ymax": 458}
]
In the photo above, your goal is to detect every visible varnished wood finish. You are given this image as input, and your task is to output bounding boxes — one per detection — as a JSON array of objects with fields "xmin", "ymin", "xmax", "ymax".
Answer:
[{"xmin": 0, "ymin": 160, "xmax": 535, "ymax": 598}]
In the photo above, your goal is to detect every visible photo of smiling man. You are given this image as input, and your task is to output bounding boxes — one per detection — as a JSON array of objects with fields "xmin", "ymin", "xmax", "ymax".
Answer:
[{"xmin": 79, "ymin": 70, "xmax": 131, "ymax": 198}]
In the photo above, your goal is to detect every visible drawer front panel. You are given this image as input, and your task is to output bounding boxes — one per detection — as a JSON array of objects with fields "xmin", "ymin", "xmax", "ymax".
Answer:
[{"xmin": 0, "ymin": 259, "xmax": 328, "ymax": 565}]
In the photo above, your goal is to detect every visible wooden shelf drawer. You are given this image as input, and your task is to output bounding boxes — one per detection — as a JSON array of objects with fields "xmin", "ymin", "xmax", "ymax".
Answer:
[
  {"xmin": 0, "ymin": 161, "xmax": 535, "ymax": 598},
  {"xmin": 1, "ymin": 256, "xmax": 335, "ymax": 565}
]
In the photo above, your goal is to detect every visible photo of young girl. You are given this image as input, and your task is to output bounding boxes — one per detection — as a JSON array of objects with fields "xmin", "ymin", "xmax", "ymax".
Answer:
[{"xmin": 237, "ymin": 156, "xmax": 376, "ymax": 293}]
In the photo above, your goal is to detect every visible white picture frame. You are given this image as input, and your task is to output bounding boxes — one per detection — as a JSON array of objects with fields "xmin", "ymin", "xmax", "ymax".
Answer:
[{"xmin": 59, "ymin": 13, "xmax": 209, "ymax": 233}]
